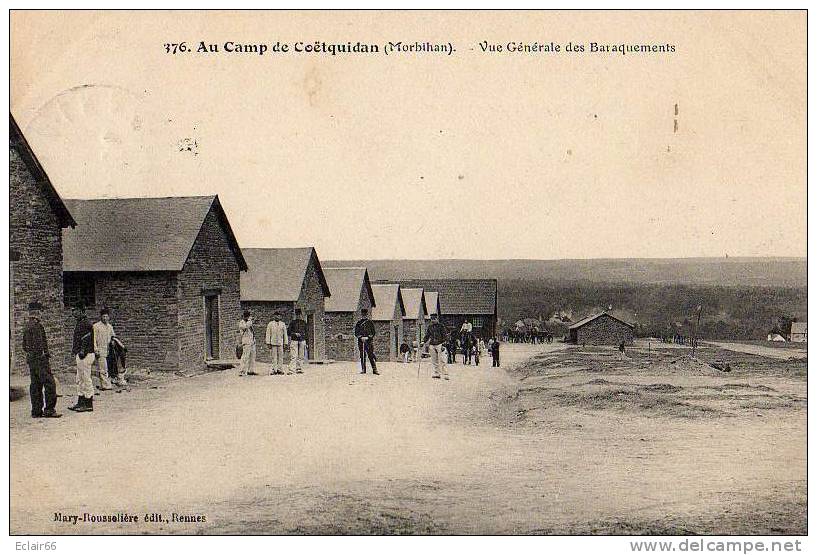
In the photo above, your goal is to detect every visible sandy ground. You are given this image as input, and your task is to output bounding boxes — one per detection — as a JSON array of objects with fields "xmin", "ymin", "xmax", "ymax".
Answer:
[{"xmin": 10, "ymin": 342, "xmax": 806, "ymax": 535}]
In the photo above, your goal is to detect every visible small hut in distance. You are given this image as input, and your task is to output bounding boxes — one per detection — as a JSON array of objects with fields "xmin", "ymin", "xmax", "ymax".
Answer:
[{"xmin": 568, "ymin": 312, "xmax": 635, "ymax": 346}]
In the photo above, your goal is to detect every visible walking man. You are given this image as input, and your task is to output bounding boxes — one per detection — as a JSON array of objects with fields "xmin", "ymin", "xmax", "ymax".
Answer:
[
  {"xmin": 238, "ymin": 309, "xmax": 257, "ymax": 376},
  {"xmin": 423, "ymin": 313, "xmax": 449, "ymax": 380},
  {"xmin": 93, "ymin": 308, "xmax": 116, "ymax": 390},
  {"xmin": 22, "ymin": 301, "xmax": 61, "ymax": 418},
  {"xmin": 354, "ymin": 307, "xmax": 378, "ymax": 375},
  {"xmin": 288, "ymin": 309, "xmax": 308, "ymax": 374},
  {"xmin": 265, "ymin": 314, "xmax": 288, "ymax": 375},
  {"xmin": 68, "ymin": 303, "xmax": 95, "ymax": 413}
]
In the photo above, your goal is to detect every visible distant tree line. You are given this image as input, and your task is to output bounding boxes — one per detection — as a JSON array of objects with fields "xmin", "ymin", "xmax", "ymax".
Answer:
[{"xmin": 498, "ymin": 280, "xmax": 807, "ymax": 340}]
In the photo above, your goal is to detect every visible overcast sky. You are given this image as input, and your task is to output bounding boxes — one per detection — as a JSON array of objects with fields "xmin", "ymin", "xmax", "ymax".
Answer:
[{"xmin": 11, "ymin": 11, "xmax": 806, "ymax": 260}]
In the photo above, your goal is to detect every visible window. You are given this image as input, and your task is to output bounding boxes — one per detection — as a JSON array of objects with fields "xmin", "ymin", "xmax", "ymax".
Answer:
[
  {"xmin": 472, "ymin": 316, "xmax": 484, "ymax": 328},
  {"xmin": 63, "ymin": 273, "xmax": 95, "ymax": 308}
]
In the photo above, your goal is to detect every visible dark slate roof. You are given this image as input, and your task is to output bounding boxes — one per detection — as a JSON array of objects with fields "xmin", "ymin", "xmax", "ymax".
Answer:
[
  {"xmin": 323, "ymin": 267, "xmax": 375, "ymax": 313},
  {"xmin": 10, "ymin": 114, "xmax": 76, "ymax": 228},
  {"xmin": 569, "ymin": 312, "xmax": 635, "ymax": 330},
  {"xmin": 384, "ymin": 279, "xmax": 497, "ymax": 316},
  {"xmin": 63, "ymin": 195, "xmax": 247, "ymax": 272},
  {"xmin": 241, "ymin": 247, "xmax": 330, "ymax": 302},
  {"xmin": 400, "ymin": 287, "xmax": 427, "ymax": 321},
  {"xmin": 371, "ymin": 284, "xmax": 405, "ymax": 321}
]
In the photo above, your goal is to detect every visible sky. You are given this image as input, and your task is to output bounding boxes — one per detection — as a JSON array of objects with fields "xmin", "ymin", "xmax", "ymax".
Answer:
[{"xmin": 10, "ymin": 10, "xmax": 806, "ymax": 260}]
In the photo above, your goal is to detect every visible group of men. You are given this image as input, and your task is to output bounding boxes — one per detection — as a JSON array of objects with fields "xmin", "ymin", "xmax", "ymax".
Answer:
[
  {"xmin": 237, "ymin": 308, "xmax": 310, "ymax": 376},
  {"xmin": 351, "ymin": 309, "xmax": 498, "ymax": 380},
  {"xmin": 21, "ymin": 299, "xmax": 502, "ymax": 418},
  {"xmin": 22, "ymin": 301, "xmax": 126, "ymax": 419}
]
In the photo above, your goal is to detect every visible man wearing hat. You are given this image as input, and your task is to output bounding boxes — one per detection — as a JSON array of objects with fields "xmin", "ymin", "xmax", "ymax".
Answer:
[
  {"xmin": 422, "ymin": 312, "xmax": 449, "ymax": 380},
  {"xmin": 265, "ymin": 313, "xmax": 288, "ymax": 375},
  {"xmin": 68, "ymin": 303, "xmax": 95, "ymax": 413},
  {"xmin": 238, "ymin": 309, "xmax": 257, "ymax": 376},
  {"xmin": 22, "ymin": 301, "xmax": 61, "ymax": 418},
  {"xmin": 287, "ymin": 308, "xmax": 308, "ymax": 374},
  {"xmin": 93, "ymin": 308, "xmax": 116, "ymax": 390},
  {"xmin": 353, "ymin": 307, "xmax": 378, "ymax": 375}
]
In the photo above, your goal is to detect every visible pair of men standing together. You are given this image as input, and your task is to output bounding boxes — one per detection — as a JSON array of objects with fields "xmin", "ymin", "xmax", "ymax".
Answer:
[
  {"xmin": 352, "ymin": 308, "xmax": 450, "ymax": 380},
  {"xmin": 238, "ymin": 309, "xmax": 309, "ymax": 376},
  {"xmin": 68, "ymin": 305, "xmax": 125, "ymax": 413}
]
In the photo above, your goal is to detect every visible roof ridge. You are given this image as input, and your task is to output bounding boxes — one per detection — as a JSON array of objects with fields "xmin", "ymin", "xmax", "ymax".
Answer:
[{"xmin": 64, "ymin": 195, "xmax": 217, "ymax": 201}]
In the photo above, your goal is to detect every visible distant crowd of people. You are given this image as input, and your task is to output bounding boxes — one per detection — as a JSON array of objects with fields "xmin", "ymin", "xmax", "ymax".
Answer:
[
  {"xmin": 661, "ymin": 334, "xmax": 700, "ymax": 347},
  {"xmin": 501, "ymin": 329, "xmax": 554, "ymax": 344}
]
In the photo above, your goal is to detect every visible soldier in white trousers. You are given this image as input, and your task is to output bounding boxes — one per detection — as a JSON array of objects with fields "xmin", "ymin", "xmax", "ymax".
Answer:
[
  {"xmin": 288, "ymin": 309, "xmax": 308, "ymax": 374},
  {"xmin": 423, "ymin": 313, "xmax": 450, "ymax": 380},
  {"xmin": 238, "ymin": 310, "xmax": 257, "ymax": 376},
  {"xmin": 68, "ymin": 304, "xmax": 96, "ymax": 412},
  {"xmin": 265, "ymin": 313, "xmax": 288, "ymax": 375},
  {"xmin": 93, "ymin": 308, "xmax": 116, "ymax": 390}
]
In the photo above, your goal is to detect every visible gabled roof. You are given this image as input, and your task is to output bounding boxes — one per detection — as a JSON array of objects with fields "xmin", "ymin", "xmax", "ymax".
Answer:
[
  {"xmin": 63, "ymin": 195, "xmax": 247, "ymax": 272},
  {"xmin": 791, "ymin": 322, "xmax": 807, "ymax": 334},
  {"xmin": 10, "ymin": 114, "xmax": 76, "ymax": 228},
  {"xmin": 323, "ymin": 267, "xmax": 375, "ymax": 313},
  {"xmin": 241, "ymin": 247, "xmax": 330, "ymax": 302},
  {"xmin": 399, "ymin": 287, "xmax": 427, "ymax": 321},
  {"xmin": 371, "ymin": 284, "xmax": 405, "ymax": 321},
  {"xmin": 568, "ymin": 312, "xmax": 634, "ymax": 330},
  {"xmin": 385, "ymin": 279, "xmax": 497, "ymax": 316},
  {"xmin": 424, "ymin": 291, "xmax": 440, "ymax": 319}
]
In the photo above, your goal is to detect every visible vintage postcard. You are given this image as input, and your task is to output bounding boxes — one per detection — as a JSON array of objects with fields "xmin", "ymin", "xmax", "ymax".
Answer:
[{"xmin": 7, "ymin": 8, "xmax": 807, "ymax": 545}]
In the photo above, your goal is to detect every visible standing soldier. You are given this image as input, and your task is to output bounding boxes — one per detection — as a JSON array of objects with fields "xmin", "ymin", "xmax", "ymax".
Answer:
[
  {"xmin": 265, "ymin": 313, "xmax": 288, "ymax": 375},
  {"xmin": 68, "ymin": 303, "xmax": 95, "ymax": 413},
  {"xmin": 238, "ymin": 309, "xmax": 257, "ymax": 376},
  {"xmin": 22, "ymin": 301, "xmax": 61, "ymax": 418},
  {"xmin": 288, "ymin": 308, "xmax": 308, "ymax": 374},
  {"xmin": 423, "ymin": 312, "xmax": 449, "ymax": 380},
  {"xmin": 93, "ymin": 308, "xmax": 115, "ymax": 390},
  {"xmin": 354, "ymin": 308, "xmax": 378, "ymax": 375},
  {"xmin": 490, "ymin": 338, "xmax": 501, "ymax": 367}
]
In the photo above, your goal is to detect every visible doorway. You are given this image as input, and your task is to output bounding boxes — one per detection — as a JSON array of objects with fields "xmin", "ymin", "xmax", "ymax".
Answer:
[
  {"xmin": 306, "ymin": 312, "xmax": 315, "ymax": 360},
  {"xmin": 204, "ymin": 294, "xmax": 220, "ymax": 359}
]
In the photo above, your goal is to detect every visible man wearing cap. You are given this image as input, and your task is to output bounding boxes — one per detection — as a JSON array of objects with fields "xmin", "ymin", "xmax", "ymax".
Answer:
[
  {"xmin": 422, "ymin": 312, "xmax": 449, "ymax": 380},
  {"xmin": 353, "ymin": 307, "xmax": 378, "ymax": 375},
  {"xmin": 288, "ymin": 308, "xmax": 308, "ymax": 374},
  {"xmin": 265, "ymin": 313, "xmax": 288, "ymax": 375},
  {"xmin": 93, "ymin": 308, "xmax": 116, "ymax": 390},
  {"xmin": 22, "ymin": 301, "xmax": 61, "ymax": 418},
  {"xmin": 238, "ymin": 309, "xmax": 257, "ymax": 376},
  {"xmin": 68, "ymin": 304, "xmax": 96, "ymax": 413}
]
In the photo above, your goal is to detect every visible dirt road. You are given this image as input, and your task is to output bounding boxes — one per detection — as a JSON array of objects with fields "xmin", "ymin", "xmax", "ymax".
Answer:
[
  {"xmin": 704, "ymin": 341, "xmax": 807, "ymax": 361},
  {"xmin": 10, "ymin": 343, "xmax": 805, "ymax": 535}
]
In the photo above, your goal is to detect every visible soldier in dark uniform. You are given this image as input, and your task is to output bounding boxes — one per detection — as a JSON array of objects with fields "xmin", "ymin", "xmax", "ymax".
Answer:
[
  {"xmin": 22, "ymin": 301, "xmax": 61, "ymax": 418},
  {"xmin": 354, "ymin": 307, "xmax": 378, "ymax": 375}
]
